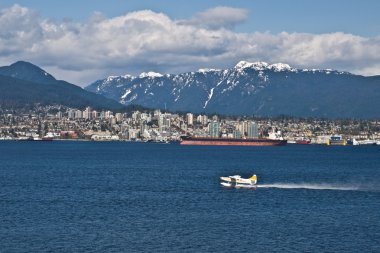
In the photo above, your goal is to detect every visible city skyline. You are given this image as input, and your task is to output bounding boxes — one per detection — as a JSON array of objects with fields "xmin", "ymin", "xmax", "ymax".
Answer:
[
  {"xmin": 0, "ymin": 1, "xmax": 379, "ymax": 86},
  {"xmin": 1, "ymin": 104, "xmax": 379, "ymax": 144}
]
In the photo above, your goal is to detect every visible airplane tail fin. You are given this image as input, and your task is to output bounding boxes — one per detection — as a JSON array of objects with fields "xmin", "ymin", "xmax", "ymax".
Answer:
[{"xmin": 250, "ymin": 174, "xmax": 257, "ymax": 184}]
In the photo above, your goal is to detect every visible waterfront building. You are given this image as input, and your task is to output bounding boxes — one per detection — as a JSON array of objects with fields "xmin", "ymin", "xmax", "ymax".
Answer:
[
  {"xmin": 100, "ymin": 111, "xmax": 105, "ymax": 119},
  {"xmin": 203, "ymin": 115, "xmax": 208, "ymax": 125},
  {"xmin": 105, "ymin": 111, "xmax": 113, "ymax": 119},
  {"xmin": 237, "ymin": 121, "xmax": 248, "ymax": 136},
  {"xmin": 153, "ymin": 109, "xmax": 161, "ymax": 119},
  {"xmin": 196, "ymin": 115, "xmax": 202, "ymax": 123},
  {"xmin": 127, "ymin": 128, "xmax": 140, "ymax": 140},
  {"xmin": 140, "ymin": 121, "xmax": 147, "ymax": 133},
  {"xmin": 233, "ymin": 129, "xmax": 242, "ymax": 139},
  {"xmin": 247, "ymin": 121, "xmax": 259, "ymax": 138},
  {"xmin": 209, "ymin": 121, "xmax": 220, "ymax": 138},
  {"xmin": 316, "ymin": 135, "xmax": 331, "ymax": 145},
  {"xmin": 109, "ymin": 116, "xmax": 116, "ymax": 125},
  {"xmin": 75, "ymin": 110, "xmax": 83, "ymax": 119},
  {"xmin": 83, "ymin": 107, "xmax": 92, "ymax": 120},
  {"xmin": 92, "ymin": 110, "xmax": 99, "ymax": 119},
  {"xmin": 162, "ymin": 117, "xmax": 171, "ymax": 132},
  {"xmin": 186, "ymin": 113, "xmax": 193, "ymax": 126},
  {"xmin": 115, "ymin": 113, "xmax": 123, "ymax": 123},
  {"xmin": 132, "ymin": 111, "xmax": 141, "ymax": 121},
  {"xmin": 82, "ymin": 111, "xmax": 88, "ymax": 120},
  {"xmin": 158, "ymin": 115, "xmax": 164, "ymax": 132},
  {"xmin": 140, "ymin": 113, "xmax": 150, "ymax": 122},
  {"xmin": 68, "ymin": 110, "xmax": 75, "ymax": 119},
  {"xmin": 56, "ymin": 111, "xmax": 63, "ymax": 119},
  {"xmin": 197, "ymin": 115, "xmax": 208, "ymax": 126}
]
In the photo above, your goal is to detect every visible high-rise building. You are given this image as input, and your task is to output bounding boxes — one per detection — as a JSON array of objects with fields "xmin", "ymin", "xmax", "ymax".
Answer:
[
  {"xmin": 68, "ymin": 110, "xmax": 76, "ymax": 119},
  {"xmin": 105, "ymin": 111, "xmax": 113, "ymax": 119},
  {"xmin": 83, "ymin": 107, "xmax": 92, "ymax": 120},
  {"xmin": 115, "ymin": 113, "xmax": 123, "ymax": 122},
  {"xmin": 140, "ymin": 113, "xmax": 150, "ymax": 122},
  {"xmin": 202, "ymin": 115, "xmax": 209, "ymax": 126},
  {"xmin": 186, "ymin": 113, "xmax": 193, "ymax": 126},
  {"xmin": 132, "ymin": 111, "xmax": 140, "ymax": 121},
  {"xmin": 158, "ymin": 115, "xmax": 164, "ymax": 132},
  {"xmin": 163, "ymin": 117, "xmax": 171, "ymax": 131},
  {"xmin": 233, "ymin": 129, "xmax": 242, "ymax": 139},
  {"xmin": 82, "ymin": 110, "xmax": 88, "ymax": 120},
  {"xmin": 100, "ymin": 111, "xmax": 105, "ymax": 119},
  {"xmin": 197, "ymin": 115, "xmax": 208, "ymax": 126},
  {"xmin": 75, "ymin": 110, "xmax": 83, "ymax": 119},
  {"xmin": 196, "ymin": 115, "xmax": 202, "ymax": 123},
  {"xmin": 153, "ymin": 109, "xmax": 161, "ymax": 119},
  {"xmin": 92, "ymin": 110, "xmax": 98, "ymax": 119},
  {"xmin": 237, "ymin": 121, "xmax": 249, "ymax": 136},
  {"xmin": 56, "ymin": 111, "xmax": 63, "ymax": 119},
  {"xmin": 247, "ymin": 122, "xmax": 259, "ymax": 138},
  {"xmin": 109, "ymin": 116, "xmax": 116, "ymax": 125},
  {"xmin": 209, "ymin": 121, "xmax": 220, "ymax": 138}
]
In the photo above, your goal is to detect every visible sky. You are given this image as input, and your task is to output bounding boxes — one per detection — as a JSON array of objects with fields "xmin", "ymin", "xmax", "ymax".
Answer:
[{"xmin": 0, "ymin": 0, "xmax": 380, "ymax": 86}]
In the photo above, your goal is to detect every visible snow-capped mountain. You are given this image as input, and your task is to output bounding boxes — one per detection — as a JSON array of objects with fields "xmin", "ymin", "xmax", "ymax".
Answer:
[{"xmin": 86, "ymin": 61, "xmax": 380, "ymax": 118}]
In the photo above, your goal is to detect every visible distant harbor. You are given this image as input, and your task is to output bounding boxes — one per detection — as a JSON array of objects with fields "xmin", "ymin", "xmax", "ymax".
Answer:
[{"xmin": 0, "ymin": 105, "xmax": 379, "ymax": 145}]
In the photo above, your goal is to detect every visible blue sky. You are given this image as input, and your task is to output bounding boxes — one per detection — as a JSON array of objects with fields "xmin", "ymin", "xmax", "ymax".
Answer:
[
  {"xmin": 1, "ymin": 0, "xmax": 380, "ymax": 36},
  {"xmin": 0, "ymin": 1, "xmax": 379, "ymax": 85}
]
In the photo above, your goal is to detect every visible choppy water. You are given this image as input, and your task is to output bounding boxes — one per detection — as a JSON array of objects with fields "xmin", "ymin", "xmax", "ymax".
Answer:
[{"xmin": 1, "ymin": 141, "xmax": 380, "ymax": 252}]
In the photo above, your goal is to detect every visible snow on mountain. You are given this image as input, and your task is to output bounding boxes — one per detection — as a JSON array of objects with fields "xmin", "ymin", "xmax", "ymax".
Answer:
[
  {"xmin": 234, "ymin": 61, "xmax": 269, "ymax": 71},
  {"xmin": 203, "ymin": 87, "xmax": 215, "ymax": 109},
  {"xmin": 198, "ymin": 68, "xmax": 221, "ymax": 73},
  {"xmin": 139, "ymin": 72, "xmax": 163, "ymax": 78},
  {"xmin": 121, "ymin": 89, "xmax": 132, "ymax": 99},
  {"xmin": 234, "ymin": 61, "xmax": 343, "ymax": 74},
  {"xmin": 85, "ymin": 61, "xmax": 378, "ymax": 118},
  {"xmin": 268, "ymin": 63, "xmax": 295, "ymax": 72}
]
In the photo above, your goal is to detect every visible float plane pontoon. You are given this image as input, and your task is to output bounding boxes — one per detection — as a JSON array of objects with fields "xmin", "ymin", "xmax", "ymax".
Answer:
[{"xmin": 220, "ymin": 174, "xmax": 257, "ymax": 188}]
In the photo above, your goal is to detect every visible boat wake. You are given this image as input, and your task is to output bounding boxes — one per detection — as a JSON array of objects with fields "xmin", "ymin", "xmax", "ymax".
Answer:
[{"xmin": 257, "ymin": 183, "xmax": 360, "ymax": 191}]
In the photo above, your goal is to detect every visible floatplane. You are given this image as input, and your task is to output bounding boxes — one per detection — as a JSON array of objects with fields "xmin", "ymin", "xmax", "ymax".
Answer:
[{"xmin": 220, "ymin": 174, "xmax": 257, "ymax": 188}]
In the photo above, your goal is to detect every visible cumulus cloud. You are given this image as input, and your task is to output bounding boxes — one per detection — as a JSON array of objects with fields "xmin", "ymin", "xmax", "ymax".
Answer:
[
  {"xmin": 180, "ymin": 6, "xmax": 249, "ymax": 30},
  {"xmin": 0, "ymin": 4, "xmax": 380, "ymax": 86}
]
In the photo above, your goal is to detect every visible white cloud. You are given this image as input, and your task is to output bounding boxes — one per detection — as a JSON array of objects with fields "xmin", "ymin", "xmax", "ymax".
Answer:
[
  {"xmin": 181, "ymin": 6, "xmax": 249, "ymax": 30},
  {"xmin": 0, "ymin": 4, "xmax": 380, "ymax": 86},
  {"xmin": 353, "ymin": 64, "xmax": 380, "ymax": 77}
]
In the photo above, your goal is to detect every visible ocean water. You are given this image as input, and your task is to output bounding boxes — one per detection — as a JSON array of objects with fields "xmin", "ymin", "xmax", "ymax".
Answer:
[{"xmin": 1, "ymin": 141, "xmax": 380, "ymax": 252}]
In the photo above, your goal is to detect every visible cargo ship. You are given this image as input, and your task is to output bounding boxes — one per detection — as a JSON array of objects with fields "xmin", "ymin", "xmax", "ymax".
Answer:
[{"xmin": 180, "ymin": 136, "xmax": 287, "ymax": 146}]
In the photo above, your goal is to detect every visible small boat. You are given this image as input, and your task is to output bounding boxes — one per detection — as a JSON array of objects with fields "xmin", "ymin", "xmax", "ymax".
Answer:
[{"xmin": 220, "ymin": 174, "xmax": 257, "ymax": 188}]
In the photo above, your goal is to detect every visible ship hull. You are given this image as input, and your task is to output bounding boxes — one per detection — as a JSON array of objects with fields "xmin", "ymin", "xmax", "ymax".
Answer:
[
  {"xmin": 180, "ymin": 137, "xmax": 287, "ymax": 146},
  {"xmin": 296, "ymin": 140, "xmax": 311, "ymax": 145}
]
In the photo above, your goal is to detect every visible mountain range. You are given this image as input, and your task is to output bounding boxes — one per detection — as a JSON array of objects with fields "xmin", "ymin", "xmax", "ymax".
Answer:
[
  {"xmin": 0, "ymin": 61, "xmax": 124, "ymax": 110},
  {"xmin": 1, "ymin": 60, "xmax": 379, "ymax": 118},
  {"xmin": 86, "ymin": 61, "xmax": 380, "ymax": 118}
]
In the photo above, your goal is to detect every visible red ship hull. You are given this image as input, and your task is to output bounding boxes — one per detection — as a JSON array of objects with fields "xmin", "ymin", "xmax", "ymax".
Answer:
[
  {"xmin": 180, "ymin": 137, "xmax": 287, "ymax": 146},
  {"xmin": 295, "ymin": 140, "xmax": 311, "ymax": 145}
]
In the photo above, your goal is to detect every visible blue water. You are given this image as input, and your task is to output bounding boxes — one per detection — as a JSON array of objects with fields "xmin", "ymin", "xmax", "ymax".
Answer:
[{"xmin": 1, "ymin": 142, "xmax": 380, "ymax": 252}]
